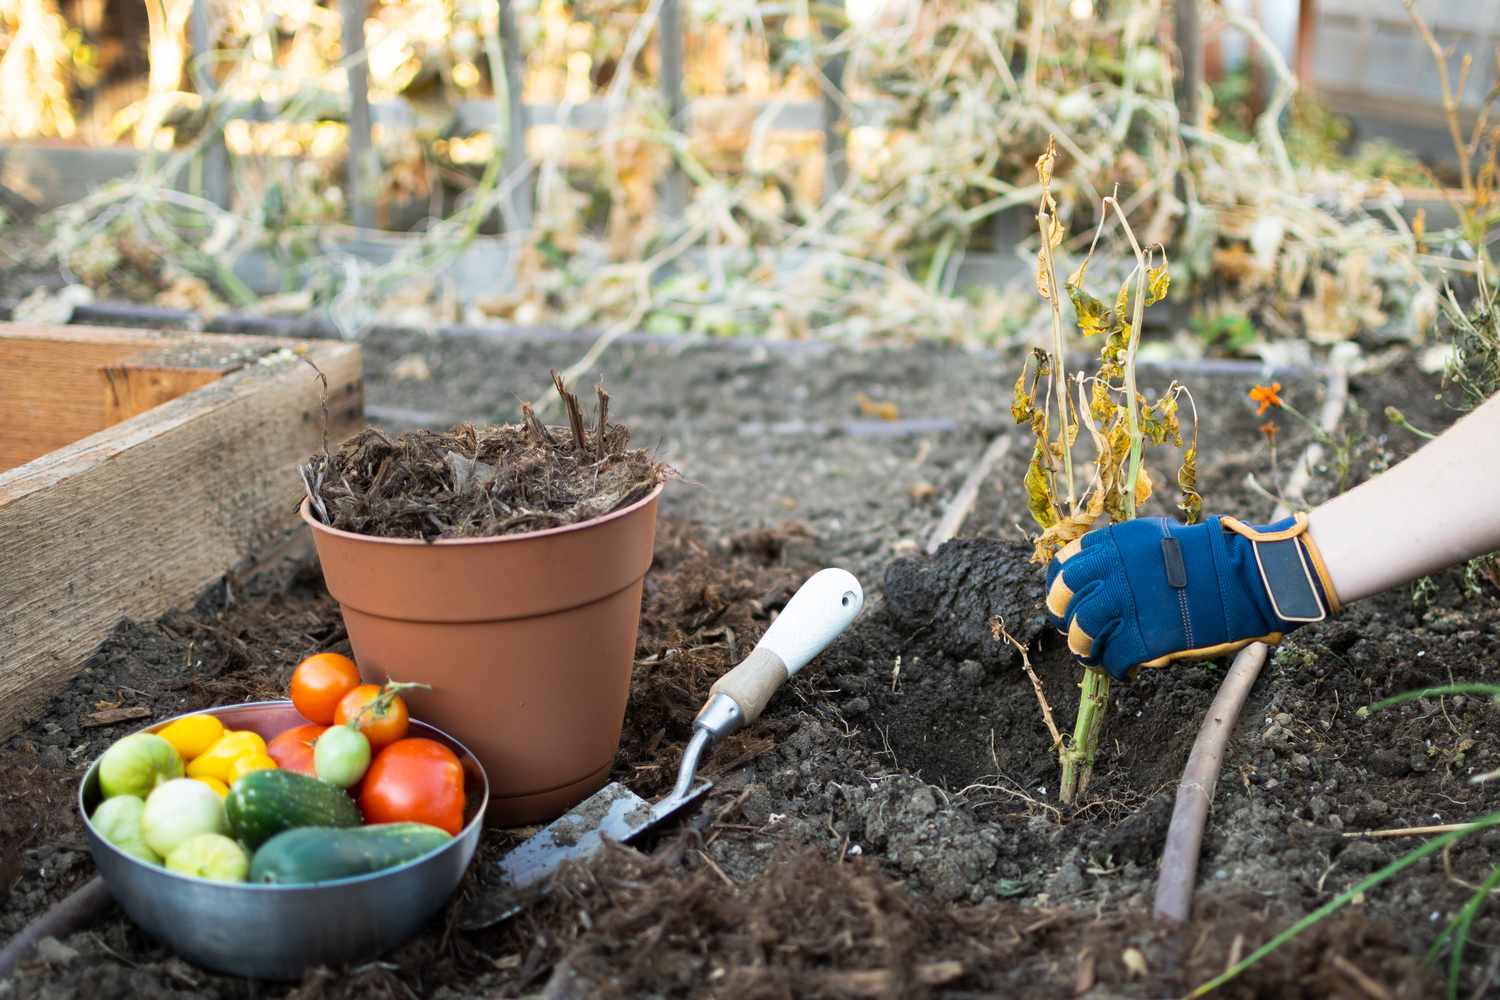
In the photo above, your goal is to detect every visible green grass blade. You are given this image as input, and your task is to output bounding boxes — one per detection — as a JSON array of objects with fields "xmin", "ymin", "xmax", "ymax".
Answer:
[
  {"xmin": 1446, "ymin": 864, "xmax": 1500, "ymax": 999},
  {"xmin": 1362, "ymin": 684, "xmax": 1500, "ymax": 715},
  {"xmin": 1189, "ymin": 810, "xmax": 1500, "ymax": 998}
]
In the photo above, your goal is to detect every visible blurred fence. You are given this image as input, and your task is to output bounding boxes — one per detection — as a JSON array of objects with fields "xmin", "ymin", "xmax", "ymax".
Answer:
[
  {"xmin": 181, "ymin": 0, "xmax": 874, "ymax": 231},
  {"xmin": 1311, "ymin": 0, "xmax": 1500, "ymax": 162}
]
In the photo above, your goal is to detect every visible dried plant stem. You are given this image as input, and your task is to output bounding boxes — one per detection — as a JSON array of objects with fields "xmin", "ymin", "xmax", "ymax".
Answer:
[
  {"xmin": 552, "ymin": 368, "xmax": 590, "ymax": 450},
  {"xmin": 1343, "ymin": 823, "xmax": 1475, "ymax": 839},
  {"xmin": 1103, "ymin": 194, "xmax": 1149, "ymax": 521},
  {"xmin": 1036, "ymin": 204, "xmax": 1075, "ymax": 512},
  {"xmin": 594, "ymin": 381, "xmax": 611, "ymax": 459},
  {"xmin": 992, "ymin": 617, "xmax": 1062, "ymax": 749},
  {"xmin": 1023, "ymin": 0, "xmax": 1045, "ymax": 95},
  {"xmin": 1402, "ymin": 0, "xmax": 1473, "ymax": 196},
  {"xmin": 1213, "ymin": 4, "xmax": 1296, "ymax": 184}
]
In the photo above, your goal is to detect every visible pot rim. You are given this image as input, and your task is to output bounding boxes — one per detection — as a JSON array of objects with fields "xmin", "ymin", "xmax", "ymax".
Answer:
[{"xmin": 299, "ymin": 480, "xmax": 665, "ymax": 547}]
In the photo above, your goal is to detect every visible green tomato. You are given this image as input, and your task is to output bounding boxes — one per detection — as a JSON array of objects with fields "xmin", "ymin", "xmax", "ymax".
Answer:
[
  {"xmin": 166, "ymin": 833, "xmax": 248, "ymax": 883},
  {"xmin": 98, "ymin": 733, "xmax": 184, "ymax": 799},
  {"xmin": 90, "ymin": 795, "xmax": 161, "ymax": 865},
  {"xmin": 314, "ymin": 726, "xmax": 371, "ymax": 788},
  {"xmin": 143, "ymin": 778, "xmax": 226, "ymax": 858}
]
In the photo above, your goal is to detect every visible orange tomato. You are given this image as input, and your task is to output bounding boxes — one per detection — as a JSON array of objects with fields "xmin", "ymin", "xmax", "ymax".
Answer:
[
  {"xmin": 334, "ymin": 684, "xmax": 410, "ymax": 750},
  {"xmin": 289, "ymin": 653, "xmax": 361, "ymax": 724},
  {"xmin": 266, "ymin": 723, "xmax": 327, "ymax": 777},
  {"xmin": 358, "ymin": 738, "xmax": 466, "ymax": 835}
]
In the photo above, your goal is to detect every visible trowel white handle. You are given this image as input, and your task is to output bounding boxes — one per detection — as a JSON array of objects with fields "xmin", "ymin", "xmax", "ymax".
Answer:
[
  {"xmin": 706, "ymin": 569, "xmax": 864, "ymax": 726},
  {"xmin": 756, "ymin": 568, "xmax": 864, "ymax": 674}
]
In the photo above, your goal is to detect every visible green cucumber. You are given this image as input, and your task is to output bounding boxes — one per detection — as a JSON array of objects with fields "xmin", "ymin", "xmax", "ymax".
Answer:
[
  {"xmin": 249, "ymin": 823, "xmax": 453, "ymax": 884},
  {"xmin": 225, "ymin": 769, "xmax": 362, "ymax": 848}
]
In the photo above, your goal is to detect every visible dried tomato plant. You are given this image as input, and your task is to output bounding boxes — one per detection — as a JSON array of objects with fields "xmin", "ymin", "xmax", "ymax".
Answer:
[{"xmin": 1011, "ymin": 139, "xmax": 1200, "ymax": 802}]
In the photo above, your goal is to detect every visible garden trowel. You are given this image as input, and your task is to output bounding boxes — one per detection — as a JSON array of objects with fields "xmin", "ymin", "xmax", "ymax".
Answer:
[{"xmin": 461, "ymin": 567, "xmax": 865, "ymax": 928}]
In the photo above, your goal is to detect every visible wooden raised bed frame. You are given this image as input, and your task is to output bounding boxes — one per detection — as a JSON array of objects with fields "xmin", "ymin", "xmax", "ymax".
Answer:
[{"xmin": 0, "ymin": 323, "xmax": 362, "ymax": 737}]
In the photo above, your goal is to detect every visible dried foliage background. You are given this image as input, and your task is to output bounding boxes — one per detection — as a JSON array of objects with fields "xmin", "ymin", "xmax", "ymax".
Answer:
[{"xmin": 0, "ymin": 0, "xmax": 1451, "ymax": 351}]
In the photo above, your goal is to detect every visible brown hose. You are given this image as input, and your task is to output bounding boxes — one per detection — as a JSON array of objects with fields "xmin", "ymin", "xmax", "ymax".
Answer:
[
  {"xmin": 1153, "ymin": 643, "xmax": 1269, "ymax": 922},
  {"xmin": 0, "ymin": 877, "xmax": 113, "ymax": 980},
  {"xmin": 1153, "ymin": 368, "xmax": 1349, "ymax": 924}
]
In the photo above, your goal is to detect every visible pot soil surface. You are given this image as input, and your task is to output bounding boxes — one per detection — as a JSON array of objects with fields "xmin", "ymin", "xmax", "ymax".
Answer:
[
  {"xmin": 302, "ymin": 376, "xmax": 665, "ymax": 540},
  {"xmin": 2, "ymin": 351, "xmax": 1496, "ymax": 998}
]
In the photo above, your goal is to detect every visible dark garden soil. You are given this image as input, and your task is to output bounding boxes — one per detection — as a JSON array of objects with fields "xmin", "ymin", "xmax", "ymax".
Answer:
[{"xmin": 2, "ymin": 331, "xmax": 1496, "ymax": 998}]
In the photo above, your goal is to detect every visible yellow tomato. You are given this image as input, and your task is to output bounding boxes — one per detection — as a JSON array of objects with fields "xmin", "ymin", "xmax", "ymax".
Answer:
[
  {"xmin": 233, "ymin": 731, "xmax": 267, "ymax": 755},
  {"xmin": 156, "ymin": 715, "xmax": 225, "ymax": 761},
  {"xmin": 228, "ymin": 753, "xmax": 278, "ymax": 783},
  {"xmin": 193, "ymin": 776, "xmax": 230, "ymax": 799},
  {"xmin": 186, "ymin": 731, "xmax": 269, "ymax": 783}
]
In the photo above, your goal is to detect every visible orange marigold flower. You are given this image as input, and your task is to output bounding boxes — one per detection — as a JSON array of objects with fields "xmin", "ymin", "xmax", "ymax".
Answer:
[
  {"xmin": 1248, "ymin": 382, "xmax": 1283, "ymax": 416},
  {"xmin": 1258, "ymin": 420, "xmax": 1279, "ymax": 443}
]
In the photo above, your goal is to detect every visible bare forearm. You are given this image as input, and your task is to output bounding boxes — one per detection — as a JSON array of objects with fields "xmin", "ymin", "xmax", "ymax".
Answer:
[{"xmin": 1308, "ymin": 391, "xmax": 1500, "ymax": 605}]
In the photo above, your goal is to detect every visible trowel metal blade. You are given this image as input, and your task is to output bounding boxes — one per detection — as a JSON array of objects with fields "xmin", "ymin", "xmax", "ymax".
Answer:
[{"xmin": 460, "ymin": 779, "xmax": 712, "ymax": 930}]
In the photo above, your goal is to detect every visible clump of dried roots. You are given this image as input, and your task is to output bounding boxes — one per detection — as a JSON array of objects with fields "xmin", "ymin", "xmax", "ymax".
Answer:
[{"xmin": 301, "ymin": 371, "xmax": 668, "ymax": 540}]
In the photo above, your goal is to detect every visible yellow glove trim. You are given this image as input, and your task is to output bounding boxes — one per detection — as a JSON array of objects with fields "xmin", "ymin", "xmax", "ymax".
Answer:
[
  {"xmin": 1135, "ymin": 631, "xmax": 1284, "ymax": 670},
  {"xmin": 1067, "ymin": 618, "xmax": 1093, "ymax": 658},
  {"xmin": 1046, "ymin": 538, "xmax": 1084, "ymax": 619}
]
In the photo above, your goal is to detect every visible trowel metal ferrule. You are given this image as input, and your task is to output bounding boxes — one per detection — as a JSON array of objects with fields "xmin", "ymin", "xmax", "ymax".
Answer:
[{"xmin": 668, "ymin": 693, "xmax": 744, "ymax": 801}]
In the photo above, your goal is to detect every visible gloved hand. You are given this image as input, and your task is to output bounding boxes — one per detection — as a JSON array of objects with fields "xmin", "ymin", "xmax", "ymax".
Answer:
[{"xmin": 1044, "ymin": 513, "xmax": 1342, "ymax": 680}]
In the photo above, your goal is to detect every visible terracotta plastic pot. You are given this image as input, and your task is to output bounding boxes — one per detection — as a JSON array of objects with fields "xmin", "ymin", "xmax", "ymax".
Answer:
[{"xmin": 301, "ymin": 484, "xmax": 662, "ymax": 827}]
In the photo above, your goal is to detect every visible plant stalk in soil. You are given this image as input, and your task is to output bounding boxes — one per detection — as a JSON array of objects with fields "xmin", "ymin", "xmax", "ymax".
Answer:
[
  {"xmin": 1059, "ymin": 668, "xmax": 1109, "ymax": 798},
  {"xmin": 1013, "ymin": 146, "xmax": 1195, "ymax": 803}
]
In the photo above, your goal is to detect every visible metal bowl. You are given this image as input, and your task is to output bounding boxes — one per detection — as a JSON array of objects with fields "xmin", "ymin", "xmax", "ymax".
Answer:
[{"xmin": 78, "ymin": 701, "xmax": 488, "ymax": 980}]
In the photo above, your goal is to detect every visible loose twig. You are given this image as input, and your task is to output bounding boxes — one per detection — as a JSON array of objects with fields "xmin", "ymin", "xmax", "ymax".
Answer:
[
  {"xmin": 991, "ymin": 616, "xmax": 1062, "ymax": 749},
  {"xmin": 1342, "ymin": 823, "xmax": 1476, "ymax": 839}
]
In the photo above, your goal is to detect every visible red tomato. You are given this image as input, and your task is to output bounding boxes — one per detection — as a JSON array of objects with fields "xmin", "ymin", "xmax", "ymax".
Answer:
[
  {"xmin": 267, "ymin": 723, "xmax": 327, "ymax": 777},
  {"xmin": 358, "ymin": 738, "xmax": 466, "ymax": 835},
  {"xmin": 334, "ymin": 684, "xmax": 410, "ymax": 750},
  {"xmin": 290, "ymin": 653, "xmax": 361, "ymax": 724}
]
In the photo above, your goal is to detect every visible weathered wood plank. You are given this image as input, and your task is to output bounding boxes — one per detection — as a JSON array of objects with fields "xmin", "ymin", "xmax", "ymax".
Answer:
[
  {"xmin": 0, "ymin": 337, "xmax": 145, "ymax": 470},
  {"xmin": 101, "ymin": 364, "xmax": 226, "ymax": 424},
  {"xmin": 0, "ymin": 326, "xmax": 277, "ymax": 471},
  {"xmin": 0, "ymin": 323, "xmax": 363, "ymax": 737}
]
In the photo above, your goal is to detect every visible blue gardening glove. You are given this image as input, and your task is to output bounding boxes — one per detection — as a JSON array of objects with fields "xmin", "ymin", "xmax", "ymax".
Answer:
[{"xmin": 1044, "ymin": 513, "xmax": 1342, "ymax": 681}]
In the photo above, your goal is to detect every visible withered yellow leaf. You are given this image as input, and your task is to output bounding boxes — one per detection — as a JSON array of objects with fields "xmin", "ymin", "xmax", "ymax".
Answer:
[
  {"xmin": 1133, "ymin": 464, "xmax": 1153, "ymax": 506},
  {"xmin": 1068, "ymin": 285, "xmax": 1112, "ymax": 338},
  {"xmin": 1115, "ymin": 277, "xmax": 1133, "ymax": 322},
  {"xmin": 1035, "ymin": 136, "xmax": 1057, "ymax": 190},
  {"xmin": 1178, "ymin": 412, "xmax": 1202, "ymax": 522},
  {"xmin": 1146, "ymin": 265, "xmax": 1170, "ymax": 305},
  {"xmin": 1024, "ymin": 443, "xmax": 1057, "ymax": 530},
  {"xmin": 1011, "ymin": 369, "xmax": 1035, "ymax": 424},
  {"xmin": 1031, "ymin": 511, "xmax": 1099, "ymax": 564}
]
